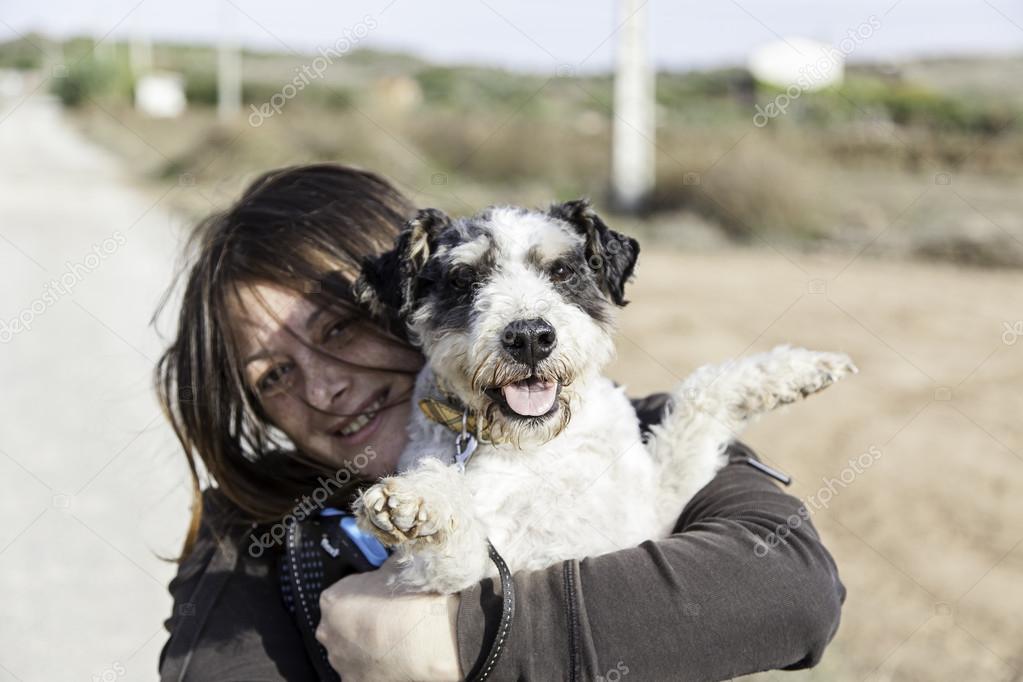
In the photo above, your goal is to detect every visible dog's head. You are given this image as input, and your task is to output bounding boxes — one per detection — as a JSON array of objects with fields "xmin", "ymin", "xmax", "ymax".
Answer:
[{"xmin": 356, "ymin": 199, "xmax": 639, "ymax": 446}]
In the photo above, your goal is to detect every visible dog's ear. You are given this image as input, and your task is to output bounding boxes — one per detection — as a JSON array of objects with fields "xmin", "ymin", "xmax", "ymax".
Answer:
[
  {"xmin": 548, "ymin": 199, "xmax": 639, "ymax": 306},
  {"xmin": 355, "ymin": 208, "xmax": 452, "ymax": 320}
]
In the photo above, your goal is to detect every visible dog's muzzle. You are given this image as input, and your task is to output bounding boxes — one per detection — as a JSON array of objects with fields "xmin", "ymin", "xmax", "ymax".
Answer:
[{"xmin": 488, "ymin": 318, "xmax": 562, "ymax": 418}]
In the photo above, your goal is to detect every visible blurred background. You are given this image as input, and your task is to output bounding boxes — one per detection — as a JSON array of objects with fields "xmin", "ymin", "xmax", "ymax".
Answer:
[{"xmin": 0, "ymin": 1, "xmax": 1021, "ymax": 680}]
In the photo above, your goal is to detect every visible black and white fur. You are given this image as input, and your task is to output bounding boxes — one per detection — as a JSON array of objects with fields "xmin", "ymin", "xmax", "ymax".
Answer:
[{"xmin": 353, "ymin": 200, "xmax": 855, "ymax": 594}]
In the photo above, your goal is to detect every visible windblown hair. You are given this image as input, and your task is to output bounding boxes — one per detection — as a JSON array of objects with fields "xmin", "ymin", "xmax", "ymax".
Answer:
[{"xmin": 154, "ymin": 164, "xmax": 416, "ymax": 558}]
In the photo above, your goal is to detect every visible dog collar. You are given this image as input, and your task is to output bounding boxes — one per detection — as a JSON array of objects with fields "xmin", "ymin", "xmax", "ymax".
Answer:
[{"xmin": 418, "ymin": 397, "xmax": 496, "ymax": 443}]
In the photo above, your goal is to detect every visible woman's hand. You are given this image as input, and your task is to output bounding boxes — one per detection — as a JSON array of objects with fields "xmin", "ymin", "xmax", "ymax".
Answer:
[{"xmin": 316, "ymin": 556, "xmax": 463, "ymax": 682}]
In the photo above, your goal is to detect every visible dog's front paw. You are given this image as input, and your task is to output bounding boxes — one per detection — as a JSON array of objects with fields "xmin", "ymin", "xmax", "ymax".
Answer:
[
  {"xmin": 788, "ymin": 349, "xmax": 858, "ymax": 397},
  {"xmin": 746, "ymin": 347, "xmax": 857, "ymax": 413},
  {"xmin": 355, "ymin": 479, "xmax": 451, "ymax": 547}
]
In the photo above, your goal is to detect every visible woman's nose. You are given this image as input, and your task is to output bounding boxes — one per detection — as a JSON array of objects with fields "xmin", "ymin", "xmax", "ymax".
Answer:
[{"xmin": 302, "ymin": 356, "xmax": 351, "ymax": 411}]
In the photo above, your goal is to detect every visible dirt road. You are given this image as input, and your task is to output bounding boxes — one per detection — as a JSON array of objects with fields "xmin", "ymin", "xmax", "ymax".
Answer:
[{"xmin": 0, "ymin": 85, "xmax": 187, "ymax": 681}]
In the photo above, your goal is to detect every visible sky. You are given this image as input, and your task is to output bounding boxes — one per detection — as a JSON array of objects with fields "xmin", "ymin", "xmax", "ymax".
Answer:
[{"xmin": 3, "ymin": 0, "xmax": 1022, "ymax": 72}]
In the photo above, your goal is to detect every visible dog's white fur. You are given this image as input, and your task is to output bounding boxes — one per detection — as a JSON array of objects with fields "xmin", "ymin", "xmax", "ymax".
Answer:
[{"xmin": 354, "ymin": 206, "xmax": 855, "ymax": 594}]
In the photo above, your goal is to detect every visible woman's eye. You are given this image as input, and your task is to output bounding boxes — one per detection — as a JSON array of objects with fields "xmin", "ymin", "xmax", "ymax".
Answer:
[
  {"xmin": 258, "ymin": 363, "xmax": 294, "ymax": 394},
  {"xmin": 549, "ymin": 262, "xmax": 572, "ymax": 282},
  {"xmin": 324, "ymin": 318, "xmax": 356, "ymax": 345}
]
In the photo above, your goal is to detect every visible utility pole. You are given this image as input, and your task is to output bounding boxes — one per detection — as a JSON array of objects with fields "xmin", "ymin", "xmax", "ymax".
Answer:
[{"xmin": 611, "ymin": 0, "xmax": 655, "ymax": 213}]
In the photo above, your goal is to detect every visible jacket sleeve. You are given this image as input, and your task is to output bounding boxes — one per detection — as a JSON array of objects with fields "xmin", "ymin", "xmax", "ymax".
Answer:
[{"xmin": 455, "ymin": 441, "xmax": 846, "ymax": 681}]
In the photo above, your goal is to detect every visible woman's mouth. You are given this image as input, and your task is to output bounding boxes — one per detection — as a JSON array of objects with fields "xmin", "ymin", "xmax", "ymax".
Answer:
[{"xmin": 332, "ymin": 390, "xmax": 388, "ymax": 442}]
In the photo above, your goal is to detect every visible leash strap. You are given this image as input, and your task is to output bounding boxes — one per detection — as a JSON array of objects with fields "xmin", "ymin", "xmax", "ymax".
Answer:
[
  {"xmin": 449, "ymin": 407, "xmax": 514, "ymax": 681},
  {"xmin": 466, "ymin": 539, "xmax": 516, "ymax": 682}
]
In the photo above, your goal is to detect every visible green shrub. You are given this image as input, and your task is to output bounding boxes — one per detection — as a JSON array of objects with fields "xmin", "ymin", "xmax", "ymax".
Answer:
[
  {"xmin": 181, "ymin": 70, "xmax": 217, "ymax": 106},
  {"xmin": 879, "ymin": 87, "xmax": 1014, "ymax": 134},
  {"xmin": 657, "ymin": 68, "xmax": 755, "ymax": 108},
  {"xmin": 0, "ymin": 35, "xmax": 45, "ymax": 70},
  {"xmin": 416, "ymin": 65, "xmax": 546, "ymax": 111},
  {"xmin": 52, "ymin": 57, "xmax": 131, "ymax": 107},
  {"xmin": 825, "ymin": 79, "xmax": 1017, "ymax": 135},
  {"xmin": 305, "ymin": 84, "xmax": 355, "ymax": 110},
  {"xmin": 416, "ymin": 66, "xmax": 459, "ymax": 104}
]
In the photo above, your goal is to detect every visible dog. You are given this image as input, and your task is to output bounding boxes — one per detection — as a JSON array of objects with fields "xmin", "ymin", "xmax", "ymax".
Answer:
[{"xmin": 352, "ymin": 199, "xmax": 855, "ymax": 594}]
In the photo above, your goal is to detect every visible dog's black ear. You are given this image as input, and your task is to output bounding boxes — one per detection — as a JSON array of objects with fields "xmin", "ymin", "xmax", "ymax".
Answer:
[
  {"xmin": 354, "ymin": 241, "xmax": 404, "ymax": 319},
  {"xmin": 354, "ymin": 208, "xmax": 452, "ymax": 320},
  {"xmin": 548, "ymin": 199, "xmax": 639, "ymax": 306}
]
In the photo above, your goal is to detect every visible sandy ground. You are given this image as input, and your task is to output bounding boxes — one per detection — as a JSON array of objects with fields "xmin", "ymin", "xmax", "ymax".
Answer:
[
  {"xmin": 607, "ymin": 248, "xmax": 1023, "ymax": 681},
  {"xmin": 2, "ymin": 83, "xmax": 1021, "ymax": 681}
]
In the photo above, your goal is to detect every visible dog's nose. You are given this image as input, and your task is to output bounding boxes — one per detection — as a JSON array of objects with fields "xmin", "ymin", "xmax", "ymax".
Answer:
[{"xmin": 501, "ymin": 318, "xmax": 557, "ymax": 366}]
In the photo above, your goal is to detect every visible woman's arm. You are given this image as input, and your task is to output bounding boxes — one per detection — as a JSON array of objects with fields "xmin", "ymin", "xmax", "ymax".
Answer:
[
  {"xmin": 456, "ymin": 440, "xmax": 845, "ymax": 680},
  {"xmin": 317, "ymin": 441, "xmax": 844, "ymax": 681}
]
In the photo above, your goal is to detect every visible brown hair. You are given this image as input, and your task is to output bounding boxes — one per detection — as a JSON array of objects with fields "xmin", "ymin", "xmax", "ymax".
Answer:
[{"xmin": 154, "ymin": 164, "xmax": 416, "ymax": 558}]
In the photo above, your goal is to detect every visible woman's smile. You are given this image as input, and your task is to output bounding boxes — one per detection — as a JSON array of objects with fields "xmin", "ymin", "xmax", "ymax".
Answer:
[{"xmin": 329, "ymin": 386, "xmax": 388, "ymax": 442}]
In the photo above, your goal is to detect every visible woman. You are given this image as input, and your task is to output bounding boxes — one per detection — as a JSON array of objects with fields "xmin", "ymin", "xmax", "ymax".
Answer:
[{"xmin": 157, "ymin": 163, "xmax": 845, "ymax": 681}]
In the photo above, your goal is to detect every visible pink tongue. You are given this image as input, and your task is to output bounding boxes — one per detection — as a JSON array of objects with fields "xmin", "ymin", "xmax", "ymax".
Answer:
[{"xmin": 501, "ymin": 379, "xmax": 557, "ymax": 417}]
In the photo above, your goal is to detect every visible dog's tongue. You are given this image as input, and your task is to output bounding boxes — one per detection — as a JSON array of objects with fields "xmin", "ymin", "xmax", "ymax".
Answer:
[{"xmin": 501, "ymin": 378, "xmax": 557, "ymax": 417}]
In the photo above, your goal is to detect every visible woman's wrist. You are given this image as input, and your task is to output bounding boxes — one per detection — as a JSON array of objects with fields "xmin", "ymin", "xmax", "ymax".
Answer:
[{"xmin": 316, "ymin": 559, "xmax": 463, "ymax": 681}]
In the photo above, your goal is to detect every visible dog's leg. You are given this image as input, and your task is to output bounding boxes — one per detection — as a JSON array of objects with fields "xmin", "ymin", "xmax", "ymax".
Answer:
[
  {"xmin": 354, "ymin": 457, "xmax": 491, "ymax": 594},
  {"xmin": 648, "ymin": 346, "xmax": 856, "ymax": 532}
]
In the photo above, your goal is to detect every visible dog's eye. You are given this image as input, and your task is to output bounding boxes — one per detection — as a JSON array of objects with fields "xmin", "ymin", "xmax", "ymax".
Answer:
[
  {"xmin": 549, "ymin": 261, "xmax": 572, "ymax": 283},
  {"xmin": 449, "ymin": 266, "xmax": 476, "ymax": 290}
]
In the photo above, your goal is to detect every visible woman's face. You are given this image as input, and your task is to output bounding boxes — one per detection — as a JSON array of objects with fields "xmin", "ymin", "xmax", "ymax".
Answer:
[{"xmin": 228, "ymin": 281, "xmax": 422, "ymax": 479}]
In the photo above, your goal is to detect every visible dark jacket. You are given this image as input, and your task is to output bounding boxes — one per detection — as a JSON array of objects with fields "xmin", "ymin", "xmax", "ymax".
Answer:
[{"xmin": 159, "ymin": 395, "xmax": 845, "ymax": 681}]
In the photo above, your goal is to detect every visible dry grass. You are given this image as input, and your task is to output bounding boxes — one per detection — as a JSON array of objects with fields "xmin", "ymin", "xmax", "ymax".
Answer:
[{"xmin": 68, "ymin": 86, "xmax": 1023, "ymax": 271}]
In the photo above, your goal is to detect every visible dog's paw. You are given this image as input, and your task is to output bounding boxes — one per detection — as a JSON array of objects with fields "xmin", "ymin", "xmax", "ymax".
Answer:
[
  {"xmin": 738, "ymin": 347, "xmax": 857, "ymax": 415},
  {"xmin": 788, "ymin": 349, "xmax": 858, "ymax": 397},
  {"xmin": 765, "ymin": 347, "xmax": 859, "ymax": 404},
  {"xmin": 355, "ymin": 479, "xmax": 450, "ymax": 547}
]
